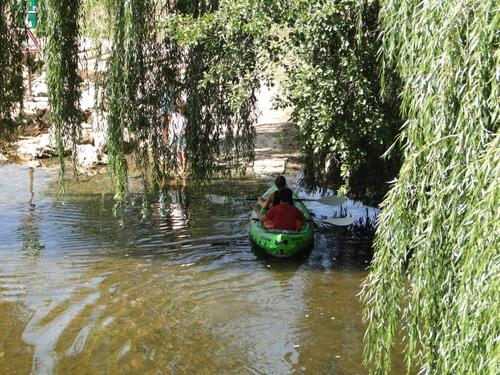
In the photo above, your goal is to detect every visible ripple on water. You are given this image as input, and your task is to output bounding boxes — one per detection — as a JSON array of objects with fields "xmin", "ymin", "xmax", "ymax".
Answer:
[
  {"xmin": 22, "ymin": 275, "xmax": 105, "ymax": 374},
  {"xmin": 0, "ymin": 165, "xmax": 405, "ymax": 374}
]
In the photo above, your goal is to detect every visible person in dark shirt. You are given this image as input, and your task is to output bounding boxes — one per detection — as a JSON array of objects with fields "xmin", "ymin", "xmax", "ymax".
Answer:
[
  {"xmin": 254, "ymin": 188, "xmax": 304, "ymax": 231},
  {"xmin": 257, "ymin": 175, "xmax": 287, "ymax": 209}
]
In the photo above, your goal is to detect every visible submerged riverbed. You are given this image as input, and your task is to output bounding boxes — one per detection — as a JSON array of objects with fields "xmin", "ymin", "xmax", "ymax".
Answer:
[{"xmin": 0, "ymin": 164, "xmax": 402, "ymax": 374}]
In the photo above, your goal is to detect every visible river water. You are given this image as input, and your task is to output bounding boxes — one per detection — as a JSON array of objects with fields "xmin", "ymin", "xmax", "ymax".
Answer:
[{"xmin": 0, "ymin": 164, "xmax": 403, "ymax": 374}]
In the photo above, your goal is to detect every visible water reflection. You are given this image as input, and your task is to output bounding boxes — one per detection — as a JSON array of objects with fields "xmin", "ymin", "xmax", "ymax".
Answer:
[
  {"xmin": 17, "ymin": 168, "xmax": 45, "ymax": 257},
  {"xmin": 151, "ymin": 187, "xmax": 190, "ymax": 234},
  {"xmin": 0, "ymin": 165, "xmax": 408, "ymax": 374}
]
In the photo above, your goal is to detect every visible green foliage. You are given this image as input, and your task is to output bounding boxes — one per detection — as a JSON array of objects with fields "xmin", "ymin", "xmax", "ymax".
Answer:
[
  {"xmin": 36, "ymin": 0, "xmax": 48, "ymax": 37},
  {"xmin": 81, "ymin": 0, "xmax": 114, "ymax": 40},
  {"xmin": 105, "ymin": 0, "xmax": 156, "ymax": 198},
  {"xmin": 362, "ymin": 0, "xmax": 499, "ymax": 373},
  {"xmin": 103, "ymin": 0, "xmax": 260, "ymax": 198},
  {"xmin": 0, "ymin": 1, "xmax": 24, "ymax": 138},
  {"xmin": 45, "ymin": 0, "xmax": 82, "ymax": 180},
  {"xmin": 277, "ymin": 0, "xmax": 402, "ymax": 204},
  {"xmin": 173, "ymin": 2, "xmax": 260, "ymax": 180},
  {"xmin": 176, "ymin": 0, "xmax": 219, "ymax": 16}
]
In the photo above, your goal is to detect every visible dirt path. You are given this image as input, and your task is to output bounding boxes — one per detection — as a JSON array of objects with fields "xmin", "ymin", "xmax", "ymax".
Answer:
[{"xmin": 252, "ymin": 85, "xmax": 301, "ymax": 179}]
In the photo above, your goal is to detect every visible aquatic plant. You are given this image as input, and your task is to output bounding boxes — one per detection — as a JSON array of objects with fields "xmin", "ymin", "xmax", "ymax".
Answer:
[{"xmin": 362, "ymin": 0, "xmax": 499, "ymax": 373}]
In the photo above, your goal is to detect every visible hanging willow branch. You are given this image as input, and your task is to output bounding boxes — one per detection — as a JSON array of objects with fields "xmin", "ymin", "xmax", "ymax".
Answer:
[
  {"xmin": 0, "ymin": 1, "xmax": 24, "ymax": 138},
  {"xmin": 277, "ymin": 0, "xmax": 402, "ymax": 205},
  {"xmin": 103, "ymin": 0, "xmax": 259, "ymax": 198},
  {"xmin": 362, "ymin": 0, "xmax": 499, "ymax": 373},
  {"xmin": 45, "ymin": 0, "xmax": 82, "ymax": 181},
  {"xmin": 106, "ymin": 0, "xmax": 157, "ymax": 199},
  {"xmin": 180, "ymin": 5, "xmax": 258, "ymax": 180}
]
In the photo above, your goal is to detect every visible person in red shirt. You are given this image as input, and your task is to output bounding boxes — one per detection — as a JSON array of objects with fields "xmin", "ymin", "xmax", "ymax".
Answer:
[{"xmin": 254, "ymin": 188, "xmax": 304, "ymax": 231}]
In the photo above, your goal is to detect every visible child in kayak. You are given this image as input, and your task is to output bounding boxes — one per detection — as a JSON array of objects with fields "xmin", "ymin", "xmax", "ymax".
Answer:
[
  {"xmin": 257, "ymin": 175, "xmax": 287, "ymax": 209},
  {"xmin": 254, "ymin": 188, "xmax": 304, "ymax": 231}
]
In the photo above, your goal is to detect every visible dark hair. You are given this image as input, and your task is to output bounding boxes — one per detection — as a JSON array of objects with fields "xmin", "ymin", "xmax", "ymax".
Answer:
[
  {"xmin": 177, "ymin": 100, "xmax": 187, "ymax": 115},
  {"xmin": 274, "ymin": 175, "xmax": 286, "ymax": 189},
  {"xmin": 277, "ymin": 187, "xmax": 293, "ymax": 204}
]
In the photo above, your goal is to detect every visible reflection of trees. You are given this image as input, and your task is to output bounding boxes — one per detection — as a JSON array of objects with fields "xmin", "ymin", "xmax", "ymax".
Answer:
[
  {"xmin": 17, "ymin": 168, "xmax": 45, "ymax": 257},
  {"xmin": 54, "ymin": 179, "xmax": 257, "ymax": 255},
  {"xmin": 151, "ymin": 186, "xmax": 189, "ymax": 232},
  {"xmin": 12, "ymin": 175, "xmax": 268, "ymax": 264}
]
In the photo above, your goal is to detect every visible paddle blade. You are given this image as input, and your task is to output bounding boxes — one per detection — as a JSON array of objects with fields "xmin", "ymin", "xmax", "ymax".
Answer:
[
  {"xmin": 317, "ymin": 195, "xmax": 347, "ymax": 206},
  {"xmin": 322, "ymin": 217, "xmax": 354, "ymax": 226},
  {"xmin": 205, "ymin": 194, "xmax": 230, "ymax": 204}
]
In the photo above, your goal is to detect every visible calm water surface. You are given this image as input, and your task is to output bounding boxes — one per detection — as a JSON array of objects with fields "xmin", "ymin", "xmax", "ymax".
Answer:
[{"xmin": 0, "ymin": 164, "xmax": 401, "ymax": 374}]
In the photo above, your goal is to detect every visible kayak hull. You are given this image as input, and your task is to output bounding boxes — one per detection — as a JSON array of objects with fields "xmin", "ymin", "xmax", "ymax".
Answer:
[{"xmin": 249, "ymin": 186, "xmax": 314, "ymax": 258}]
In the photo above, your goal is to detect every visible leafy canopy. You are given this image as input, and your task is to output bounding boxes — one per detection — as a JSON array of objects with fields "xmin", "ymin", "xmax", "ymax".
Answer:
[{"xmin": 276, "ymin": 0, "xmax": 403, "ymax": 205}]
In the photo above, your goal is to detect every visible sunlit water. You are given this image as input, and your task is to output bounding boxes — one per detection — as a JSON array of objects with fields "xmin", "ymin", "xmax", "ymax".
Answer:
[{"xmin": 0, "ymin": 164, "xmax": 403, "ymax": 374}]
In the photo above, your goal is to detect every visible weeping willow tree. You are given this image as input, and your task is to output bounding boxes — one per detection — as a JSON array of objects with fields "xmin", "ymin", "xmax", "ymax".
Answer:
[
  {"xmin": 45, "ymin": 0, "xmax": 82, "ymax": 179},
  {"xmin": 0, "ymin": 1, "xmax": 24, "ymax": 138},
  {"xmin": 164, "ymin": 0, "xmax": 259, "ymax": 184},
  {"xmin": 105, "ymin": 0, "xmax": 156, "ymax": 198},
  {"xmin": 103, "ymin": 0, "xmax": 260, "ymax": 198},
  {"xmin": 362, "ymin": 0, "xmax": 499, "ymax": 373},
  {"xmin": 179, "ymin": 1, "xmax": 259, "ymax": 180}
]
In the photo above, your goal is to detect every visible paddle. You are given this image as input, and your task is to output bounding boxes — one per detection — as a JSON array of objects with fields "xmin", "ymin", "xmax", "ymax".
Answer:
[
  {"xmin": 206, "ymin": 194, "xmax": 347, "ymax": 206},
  {"xmin": 314, "ymin": 216, "xmax": 354, "ymax": 226},
  {"xmin": 207, "ymin": 193, "xmax": 352, "ymax": 226},
  {"xmin": 254, "ymin": 216, "xmax": 353, "ymax": 227},
  {"xmin": 299, "ymin": 195, "xmax": 347, "ymax": 206},
  {"xmin": 253, "ymin": 216, "xmax": 353, "ymax": 227}
]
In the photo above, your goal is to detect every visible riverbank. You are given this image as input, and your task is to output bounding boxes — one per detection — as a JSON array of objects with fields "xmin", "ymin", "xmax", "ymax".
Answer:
[{"xmin": 0, "ymin": 62, "xmax": 300, "ymax": 179}]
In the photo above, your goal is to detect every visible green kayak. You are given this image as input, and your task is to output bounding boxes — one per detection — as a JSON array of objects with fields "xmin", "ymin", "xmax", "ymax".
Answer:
[{"xmin": 249, "ymin": 185, "xmax": 315, "ymax": 257}]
